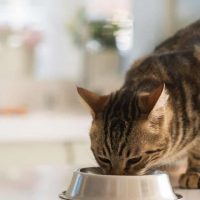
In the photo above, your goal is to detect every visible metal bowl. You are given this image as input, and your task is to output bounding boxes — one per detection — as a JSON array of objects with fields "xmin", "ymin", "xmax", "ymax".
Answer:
[{"xmin": 60, "ymin": 167, "xmax": 183, "ymax": 200}]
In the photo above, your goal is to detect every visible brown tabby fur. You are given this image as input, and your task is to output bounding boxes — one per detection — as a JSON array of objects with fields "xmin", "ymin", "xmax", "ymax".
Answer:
[{"xmin": 77, "ymin": 20, "xmax": 200, "ymax": 189}]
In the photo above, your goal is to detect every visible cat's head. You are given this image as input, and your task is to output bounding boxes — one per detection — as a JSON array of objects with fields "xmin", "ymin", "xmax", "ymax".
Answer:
[{"xmin": 77, "ymin": 84, "xmax": 173, "ymax": 175}]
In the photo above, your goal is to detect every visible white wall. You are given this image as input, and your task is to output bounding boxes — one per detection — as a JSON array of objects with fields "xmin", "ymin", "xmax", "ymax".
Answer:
[
  {"xmin": 35, "ymin": 0, "xmax": 85, "ymax": 80},
  {"xmin": 175, "ymin": 0, "xmax": 200, "ymax": 29},
  {"xmin": 129, "ymin": 0, "xmax": 200, "ymax": 66},
  {"xmin": 130, "ymin": 0, "xmax": 174, "ymax": 63}
]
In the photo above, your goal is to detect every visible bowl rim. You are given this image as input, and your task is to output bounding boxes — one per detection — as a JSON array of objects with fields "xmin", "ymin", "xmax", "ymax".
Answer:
[{"xmin": 75, "ymin": 167, "xmax": 167, "ymax": 179}]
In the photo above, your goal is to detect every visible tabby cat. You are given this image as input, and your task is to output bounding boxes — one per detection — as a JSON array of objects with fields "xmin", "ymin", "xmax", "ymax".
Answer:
[{"xmin": 77, "ymin": 20, "xmax": 200, "ymax": 189}]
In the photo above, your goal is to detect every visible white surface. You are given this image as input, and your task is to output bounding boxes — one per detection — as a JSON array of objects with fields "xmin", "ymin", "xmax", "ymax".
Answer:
[
  {"xmin": 175, "ymin": 189, "xmax": 200, "ymax": 200},
  {"xmin": 0, "ymin": 113, "xmax": 91, "ymax": 142},
  {"xmin": 0, "ymin": 112, "xmax": 94, "ymax": 167}
]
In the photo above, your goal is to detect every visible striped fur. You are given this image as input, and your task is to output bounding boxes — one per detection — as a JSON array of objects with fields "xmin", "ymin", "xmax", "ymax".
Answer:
[{"xmin": 78, "ymin": 20, "xmax": 200, "ymax": 188}]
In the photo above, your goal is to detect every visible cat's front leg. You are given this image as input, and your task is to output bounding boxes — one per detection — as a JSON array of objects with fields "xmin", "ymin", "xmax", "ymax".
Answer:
[
  {"xmin": 179, "ymin": 172, "xmax": 200, "ymax": 189},
  {"xmin": 179, "ymin": 141, "xmax": 200, "ymax": 189}
]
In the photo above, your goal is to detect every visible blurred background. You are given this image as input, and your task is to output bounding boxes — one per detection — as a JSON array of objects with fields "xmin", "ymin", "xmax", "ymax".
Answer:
[{"xmin": 0, "ymin": 0, "xmax": 199, "ymax": 199}]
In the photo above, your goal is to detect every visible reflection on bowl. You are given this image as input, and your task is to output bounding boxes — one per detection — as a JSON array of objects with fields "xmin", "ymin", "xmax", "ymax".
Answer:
[
  {"xmin": 60, "ymin": 167, "xmax": 183, "ymax": 200},
  {"xmin": 80, "ymin": 167, "xmax": 104, "ymax": 175}
]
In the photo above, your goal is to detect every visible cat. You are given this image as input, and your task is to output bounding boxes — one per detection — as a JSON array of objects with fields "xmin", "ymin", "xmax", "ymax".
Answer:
[{"xmin": 77, "ymin": 20, "xmax": 200, "ymax": 189}]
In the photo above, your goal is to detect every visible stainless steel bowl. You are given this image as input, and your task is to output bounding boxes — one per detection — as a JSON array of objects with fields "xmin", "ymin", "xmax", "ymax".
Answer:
[{"xmin": 60, "ymin": 167, "xmax": 183, "ymax": 200}]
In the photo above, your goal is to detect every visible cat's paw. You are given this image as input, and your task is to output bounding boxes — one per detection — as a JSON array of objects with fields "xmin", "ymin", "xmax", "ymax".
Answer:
[{"xmin": 179, "ymin": 172, "xmax": 200, "ymax": 189}]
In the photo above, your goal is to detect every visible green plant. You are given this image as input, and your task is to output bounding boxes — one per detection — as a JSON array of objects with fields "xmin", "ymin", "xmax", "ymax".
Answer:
[
  {"xmin": 67, "ymin": 7, "xmax": 119, "ymax": 49},
  {"xmin": 89, "ymin": 20, "xmax": 119, "ymax": 49}
]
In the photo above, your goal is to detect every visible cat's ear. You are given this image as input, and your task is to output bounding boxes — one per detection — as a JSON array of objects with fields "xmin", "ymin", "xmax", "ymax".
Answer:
[
  {"xmin": 77, "ymin": 87, "xmax": 109, "ymax": 117},
  {"xmin": 138, "ymin": 83, "xmax": 168, "ymax": 115}
]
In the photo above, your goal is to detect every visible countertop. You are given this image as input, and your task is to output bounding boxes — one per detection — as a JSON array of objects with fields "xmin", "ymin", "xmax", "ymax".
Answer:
[{"xmin": 175, "ymin": 189, "xmax": 200, "ymax": 200}]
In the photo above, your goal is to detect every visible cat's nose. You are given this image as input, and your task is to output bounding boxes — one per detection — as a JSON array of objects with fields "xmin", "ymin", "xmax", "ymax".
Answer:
[{"xmin": 110, "ymin": 168, "xmax": 125, "ymax": 175}]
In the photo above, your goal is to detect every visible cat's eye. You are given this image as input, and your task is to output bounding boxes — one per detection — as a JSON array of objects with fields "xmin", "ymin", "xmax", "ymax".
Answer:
[
  {"xmin": 126, "ymin": 156, "xmax": 142, "ymax": 166},
  {"xmin": 145, "ymin": 149, "xmax": 164, "ymax": 154},
  {"xmin": 98, "ymin": 156, "xmax": 111, "ymax": 165}
]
